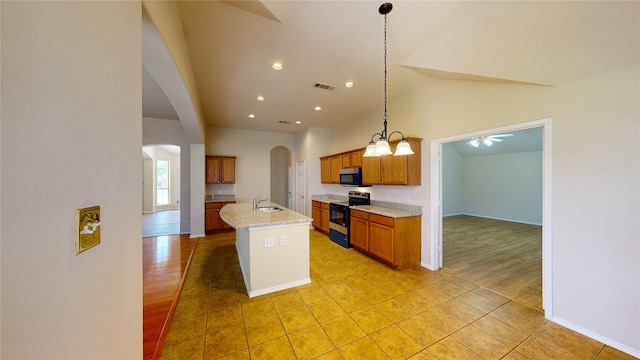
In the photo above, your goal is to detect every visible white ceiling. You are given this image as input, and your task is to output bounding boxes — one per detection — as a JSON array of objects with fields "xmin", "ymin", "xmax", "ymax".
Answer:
[
  {"xmin": 450, "ymin": 127, "xmax": 542, "ymax": 157},
  {"xmin": 142, "ymin": 1, "xmax": 639, "ymax": 135}
]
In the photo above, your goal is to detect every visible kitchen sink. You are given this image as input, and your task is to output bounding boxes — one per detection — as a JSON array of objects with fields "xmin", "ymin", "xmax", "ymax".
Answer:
[{"xmin": 257, "ymin": 206, "xmax": 283, "ymax": 212}]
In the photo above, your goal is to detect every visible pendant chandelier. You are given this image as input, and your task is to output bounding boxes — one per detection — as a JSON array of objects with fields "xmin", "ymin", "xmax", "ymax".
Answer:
[{"xmin": 363, "ymin": 2, "xmax": 414, "ymax": 157}]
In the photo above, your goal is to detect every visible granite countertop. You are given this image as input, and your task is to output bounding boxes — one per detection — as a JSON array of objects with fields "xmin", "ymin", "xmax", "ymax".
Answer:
[
  {"xmin": 310, "ymin": 195, "xmax": 347, "ymax": 204},
  {"xmin": 311, "ymin": 193, "xmax": 422, "ymax": 218},
  {"xmin": 206, "ymin": 194, "xmax": 236, "ymax": 203},
  {"xmin": 219, "ymin": 202, "xmax": 312, "ymax": 229},
  {"xmin": 349, "ymin": 205, "xmax": 421, "ymax": 219}
]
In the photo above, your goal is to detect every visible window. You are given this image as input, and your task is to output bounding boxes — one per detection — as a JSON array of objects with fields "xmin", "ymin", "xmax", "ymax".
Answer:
[{"xmin": 156, "ymin": 160, "xmax": 169, "ymax": 206}]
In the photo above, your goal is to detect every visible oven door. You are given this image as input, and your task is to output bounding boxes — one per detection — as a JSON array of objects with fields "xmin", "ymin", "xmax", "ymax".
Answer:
[{"xmin": 329, "ymin": 203, "xmax": 348, "ymax": 235}]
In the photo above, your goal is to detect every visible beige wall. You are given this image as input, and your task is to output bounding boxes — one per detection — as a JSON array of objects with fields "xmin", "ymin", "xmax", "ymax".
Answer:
[
  {"xmin": 1, "ymin": 1, "xmax": 142, "ymax": 358},
  {"xmin": 329, "ymin": 64, "xmax": 640, "ymax": 353}
]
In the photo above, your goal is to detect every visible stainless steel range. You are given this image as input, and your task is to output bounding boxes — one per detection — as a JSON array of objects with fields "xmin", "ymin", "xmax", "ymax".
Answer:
[{"xmin": 329, "ymin": 191, "xmax": 370, "ymax": 248}]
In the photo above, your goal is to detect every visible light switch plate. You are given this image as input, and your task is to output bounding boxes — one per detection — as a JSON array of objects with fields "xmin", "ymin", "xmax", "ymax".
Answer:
[{"xmin": 76, "ymin": 205, "xmax": 101, "ymax": 255}]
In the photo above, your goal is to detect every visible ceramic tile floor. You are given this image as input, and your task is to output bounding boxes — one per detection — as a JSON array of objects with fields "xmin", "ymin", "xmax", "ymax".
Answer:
[{"xmin": 160, "ymin": 230, "xmax": 636, "ymax": 360}]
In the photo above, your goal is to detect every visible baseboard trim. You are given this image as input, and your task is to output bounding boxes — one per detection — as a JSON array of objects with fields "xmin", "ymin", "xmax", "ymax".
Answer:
[
  {"xmin": 248, "ymin": 278, "xmax": 312, "ymax": 298},
  {"xmin": 451, "ymin": 212, "xmax": 542, "ymax": 226},
  {"xmin": 551, "ymin": 316, "xmax": 640, "ymax": 358}
]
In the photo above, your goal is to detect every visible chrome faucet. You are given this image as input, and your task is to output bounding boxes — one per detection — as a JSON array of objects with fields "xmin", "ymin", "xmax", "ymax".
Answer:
[{"xmin": 253, "ymin": 196, "xmax": 269, "ymax": 210}]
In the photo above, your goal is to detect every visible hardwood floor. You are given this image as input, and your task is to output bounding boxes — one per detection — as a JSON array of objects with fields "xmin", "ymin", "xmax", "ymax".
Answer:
[
  {"xmin": 143, "ymin": 210, "xmax": 180, "ymax": 237},
  {"xmin": 442, "ymin": 215, "xmax": 542, "ymax": 310},
  {"xmin": 143, "ymin": 234, "xmax": 198, "ymax": 360}
]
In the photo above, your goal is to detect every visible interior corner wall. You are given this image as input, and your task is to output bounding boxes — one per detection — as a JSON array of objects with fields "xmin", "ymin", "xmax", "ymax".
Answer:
[
  {"xmin": 1, "ymin": 1, "xmax": 142, "ymax": 358},
  {"xmin": 295, "ymin": 127, "xmax": 331, "ymax": 216}
]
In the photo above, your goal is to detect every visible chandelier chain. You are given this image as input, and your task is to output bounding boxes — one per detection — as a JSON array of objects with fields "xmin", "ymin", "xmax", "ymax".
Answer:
[{"xmin": 382, "ymin": 11, "xmax": 388, "ymax": 137}]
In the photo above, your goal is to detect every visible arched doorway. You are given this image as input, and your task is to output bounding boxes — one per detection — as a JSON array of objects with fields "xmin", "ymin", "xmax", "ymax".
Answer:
[{"xmin": 270, "ymin": 146, "xmax": 292, "ymax": 208}]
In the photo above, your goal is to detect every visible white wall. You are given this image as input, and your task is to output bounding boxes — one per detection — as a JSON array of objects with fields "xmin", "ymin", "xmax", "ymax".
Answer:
[
  {"xmin": 327, "ymin": 64, "xmax": 640, "ymax": 355},
  {"xmin": 442, "ymin": 142, "xmax": 463, "ymax": 216},
  {"xmin": 442, "ymin": 144, "xmax": 543, "ymax": 224},
  {"xmin": 461, "ymin": 151, "xmax": 542, "ymax": 224},
  {"xmin": 205, "ymin": 127, "xmax": 296, "ymax": 204},
  {"xmin": 295, "ymin": 127, "xmax": 331, "ymax": 216},
  {"xmin": 1, "ymin": 1, "xmax": 142, "ymax": 358}
]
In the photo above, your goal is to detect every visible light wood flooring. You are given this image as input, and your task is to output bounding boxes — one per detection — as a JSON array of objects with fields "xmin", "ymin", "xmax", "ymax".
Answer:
[{"xmin": 443, "ymin": 215, "xmax": 542, "ymax": 310}]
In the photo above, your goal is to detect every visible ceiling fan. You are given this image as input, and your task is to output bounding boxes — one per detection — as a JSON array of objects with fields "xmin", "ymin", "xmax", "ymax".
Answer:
[{"xmin": 467, "ymin": 134, "xmax": 513, "ymax": 147}]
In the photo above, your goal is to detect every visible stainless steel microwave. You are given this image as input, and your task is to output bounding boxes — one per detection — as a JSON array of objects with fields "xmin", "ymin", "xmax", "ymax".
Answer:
[{"xmin": 339, "ymin": 167, "xmax": 364, "ymax": 186}]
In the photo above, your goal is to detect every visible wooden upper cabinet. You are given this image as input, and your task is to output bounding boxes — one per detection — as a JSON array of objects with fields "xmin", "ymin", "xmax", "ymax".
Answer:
[
  {"xmin": 342, "ymin": 153, "xmax": 351, "ymax": 168},
  {"xmin": 320, "ymin": 139, "xmax": 420, "ymax": 186},
  {"xmin": 220, "ymin": 157, "xmax": 235, "ymax": 183},
  {"xmin": 380, "ymin": 138, "xmax": 421, "ymax": 185},
  {"xmin": 330, "ymin": 156, "xmax": 342, "ymax": 183},
  {"xmin": 320, "ymin": 157, "xmax": 331, "ymax": 183},
  {"xmin": 362, "ymin": 156, "xmax": 381, "ymax": 185},
  {"xmin": 351, "ymin": 150, "xmax": 363, "ymax": 168},
  {"xmin": 206, "ymin": 156, "xmax": 236, "ymax": 184}
]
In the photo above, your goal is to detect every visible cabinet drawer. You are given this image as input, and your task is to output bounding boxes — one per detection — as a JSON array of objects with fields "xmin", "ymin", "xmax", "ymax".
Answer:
[
  {"xmin": 350, "ymin": 209, "xmax": 369, "ymax": 220},
  {"xmin": 369, "ymin": 213, "xmax": 394, "ymax": 227}
]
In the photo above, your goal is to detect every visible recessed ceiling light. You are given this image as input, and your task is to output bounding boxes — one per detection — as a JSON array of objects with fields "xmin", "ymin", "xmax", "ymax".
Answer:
[
  {"xmin": 271, "ymin": 63, "xmax": 283, "ymax": 71},
  {"xmin": 296, "ymin": 121, "xmax": 302, "ymax": 125},
  {"xmin": 248, "ymin": 114, "xmax": 255, "ymax": 118},
  {"xmin": 345, "ymin": 81, "xmax": 354, "ymax": 88},
  {"xmin": 257, "ymin": 96, "xmax": 265, "ymax": 101},
  {"xmin": 314, "ymin": 106, "xmax": 321, "ymax": 111}
]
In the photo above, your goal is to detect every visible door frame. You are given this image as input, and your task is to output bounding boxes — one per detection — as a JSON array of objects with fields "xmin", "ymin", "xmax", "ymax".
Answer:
[{"xmin": 430, "ymin": 117, "xmax": 553, "ymax": 317}]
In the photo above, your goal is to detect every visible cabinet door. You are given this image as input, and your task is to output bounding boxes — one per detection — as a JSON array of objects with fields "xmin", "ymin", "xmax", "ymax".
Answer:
[
  {"xmin": 351, "ymin": 150, "xmax": 362, "ymax": 168},
  {"xmin": 220, "ymin": 202, "xmax": 235, "ymax": 230},
  {"xmin": 330, "ymin": 156, "xmax": 342, "ymax": 183},
  {"xmin": 320, "ymin": 158, "xmax": 331, "ymax": 184},
  {"xmin": 342, "ymin": 154, "xmax": 351, "ymax": 168},
  {"xmin": 311, "ymin": 202, "xmax": 322, "ymax": 230},
  {"xmin": 206, "ymin": 156, "xmax": 221, "ymax": 184},
  {"xmin": 220, "ymin": 157, "xmax": 235, "ymax": 183},
  {"xmin": 349, "ymin": 215, "xmax": 369, "ymax": 251},
  {"xmin": 369, "ymin": 222, "xmax": 394, "ymax": 264},
  {"xmin": 321, "ymin": 203, "xmax": 330, "ymax": 234},
  {"xmin": 206, "ymin": 203, "xmax": 222, "ymax": 231},
  {"xmin": 381, "ymin": 155, "xmax": 408, "ymax": 185},
  {"xmin": 362, "ymin": 156, "xmax": 380, "ymax": 185}
]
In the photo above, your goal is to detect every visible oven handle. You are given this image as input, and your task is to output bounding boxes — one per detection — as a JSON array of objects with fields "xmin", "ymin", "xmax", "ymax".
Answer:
[{"xmin": 329, "ymin": 222, "xmax": 348, "ymax": 235}]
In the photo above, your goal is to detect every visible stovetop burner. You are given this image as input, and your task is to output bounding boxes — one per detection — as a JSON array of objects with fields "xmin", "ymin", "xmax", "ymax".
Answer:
[{"xmin": 348, "ymin": 191, "xmax": 370, "ymax": 206}]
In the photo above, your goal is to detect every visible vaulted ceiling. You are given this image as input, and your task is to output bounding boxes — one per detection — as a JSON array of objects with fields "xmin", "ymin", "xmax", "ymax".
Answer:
[{"xmin": 142, "ymin": 1, "xmax": 639, "ymax": 135}]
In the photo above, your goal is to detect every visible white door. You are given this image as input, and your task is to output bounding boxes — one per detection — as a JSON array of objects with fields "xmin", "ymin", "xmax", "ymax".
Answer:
[{"xmin": 295, "ymin": 161, "xmax": 305, "ymax": 214}]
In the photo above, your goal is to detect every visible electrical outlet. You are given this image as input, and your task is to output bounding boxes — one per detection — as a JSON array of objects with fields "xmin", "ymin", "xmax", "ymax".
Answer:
[
  {"xmin": 279, "ymin": 235, "xmax": 286, "ymax": 246},
  {"xmin": 264, "ymin": 237, "xmax": 274, "ymax": 248}
]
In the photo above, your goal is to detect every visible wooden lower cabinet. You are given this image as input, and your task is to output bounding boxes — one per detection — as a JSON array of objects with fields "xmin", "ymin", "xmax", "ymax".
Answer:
[
  {"xmin": 350, "ymin": 208, "xmax": 421, "ymax": 270},
  {"xmin": 206, "ymin": 201, "xmax": 235, "ymax": 233},
  {"xmin": 312, "ymin": 201, "xmax": 330, "ymax": 234},
  {"xmin": 349, "ymin": 211, "xmax": 369, "ymax": 250}
]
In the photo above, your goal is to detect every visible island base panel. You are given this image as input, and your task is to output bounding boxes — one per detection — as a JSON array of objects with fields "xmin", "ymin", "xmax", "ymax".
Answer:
[{"xmin": 235, "ymin": 223, "xmax": 311, "ymax": 297}]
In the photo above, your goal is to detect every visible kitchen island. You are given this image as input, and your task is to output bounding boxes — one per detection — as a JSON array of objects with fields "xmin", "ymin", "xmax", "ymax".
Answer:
[{"xmin": 219, "ymin": 202, "xmax": 312, "ymax": 297}]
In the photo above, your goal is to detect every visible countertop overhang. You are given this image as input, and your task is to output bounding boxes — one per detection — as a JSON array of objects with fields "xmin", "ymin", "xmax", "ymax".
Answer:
[{"xmin": 220, "ymin": 202, "xmax": 312, "ymax": 230}]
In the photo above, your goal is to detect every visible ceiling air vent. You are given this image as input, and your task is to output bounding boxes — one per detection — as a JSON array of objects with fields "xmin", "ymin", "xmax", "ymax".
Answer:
[
  {"xmin": 313, "ymin": 83, "xmax": 335, "ymax": 91},
  {"xmin": 278, "ymin": 121, "xmax": 291, "ymax": 124}
]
